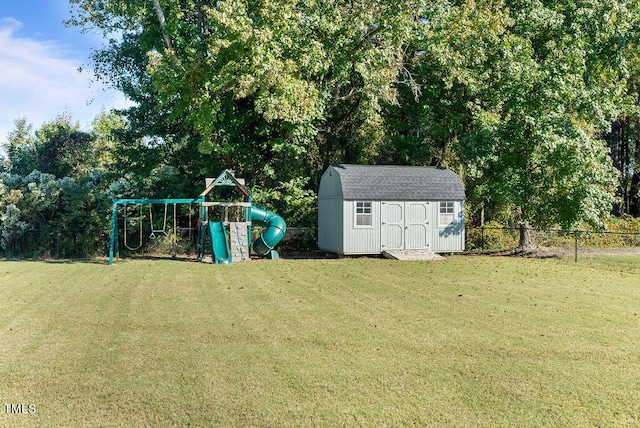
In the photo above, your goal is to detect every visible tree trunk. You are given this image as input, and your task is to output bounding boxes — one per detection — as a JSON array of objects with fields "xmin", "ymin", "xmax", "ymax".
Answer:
[
  {"xmin": 519, "ymin": 221, "xmax": 531, "ymax": 249},
  {"xmin": 153, "ymin": 0, "xmax": 173, "ymax": 51}
]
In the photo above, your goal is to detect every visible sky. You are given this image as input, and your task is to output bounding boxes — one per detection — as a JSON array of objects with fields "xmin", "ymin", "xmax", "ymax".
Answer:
[{"xmin": 0, "ymin": 0, "xmax": 132, "ymax": 147}]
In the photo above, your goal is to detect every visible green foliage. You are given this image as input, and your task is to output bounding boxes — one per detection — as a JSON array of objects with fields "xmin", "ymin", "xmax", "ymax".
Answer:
[
  {"xmin": 35, "ymin": 114, "xmax": 94, "ymax": 177},
  {"xmin": 0, "ymin": 112, "xmax": 135, "ymax": 256},
  {"xmin": 68, "ymin": 0, "xmax": 425, "ymax": 190},
  {"xmin": 91, "ymin": 110, "xmax": 128, "ymax": 172},
  {"xmin": 0, "ymin": 204, "xmax": 28, "ymax": 250},
  {"xmin": 2, "ymin": 0, "xmax": 639, "ymax": 257},
  {"xmin": 0, "ymin": 170, "xmax": 114, "ymax": 256},
  {"xmin": 249, "ymin": 177, "xmax": 317, "ymax": 228},
  {"xmin": 394, "ymin": 0, "xmax": 634, "ymax": 229},
  {"xmin": 468, "ymin": 216, "xmax": 640, "ymax": 251},
  {"xmin": 465, "ymin": 222, "xmax": 519, "ymax": 252},
  {"xmin": 3, "ymin": 118, "xmax": 38, "ymax": 175}
]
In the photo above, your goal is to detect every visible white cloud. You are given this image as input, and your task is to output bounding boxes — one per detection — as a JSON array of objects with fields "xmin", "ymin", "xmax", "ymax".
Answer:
[{"xmin": 0, "ymin": 17, "xmax": 133, "ymax": 146}]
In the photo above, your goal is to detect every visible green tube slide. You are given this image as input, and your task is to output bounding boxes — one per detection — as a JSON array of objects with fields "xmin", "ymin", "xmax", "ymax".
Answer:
[
  {"xmin": 208, "ymin": 221, "xmax": 232, "ymax": 264},
  {"xmin": 250, "ymin": 206, "xmax": 286, "ymax": 258}
]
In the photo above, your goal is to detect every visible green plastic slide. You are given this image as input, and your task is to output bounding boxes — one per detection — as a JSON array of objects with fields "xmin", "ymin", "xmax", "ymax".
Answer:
[
  {"xmin": 208, "ymin": 221, "xmax": 232, "ymax": 264},
  {"xmin": 250, "ymin": 206, "xmax": 287, "ymax": 258}
]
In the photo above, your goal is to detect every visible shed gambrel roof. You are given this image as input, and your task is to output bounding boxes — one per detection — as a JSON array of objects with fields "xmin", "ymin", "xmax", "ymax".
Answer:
[{"xmin": 325, "ymin": 164, "xmax": 465, "ymax": 200}]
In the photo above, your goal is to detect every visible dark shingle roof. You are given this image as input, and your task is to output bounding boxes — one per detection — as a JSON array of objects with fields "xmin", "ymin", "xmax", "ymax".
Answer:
[{"xmin": 331, "ymin": 164, "xmax": 465, "ymax": 200}]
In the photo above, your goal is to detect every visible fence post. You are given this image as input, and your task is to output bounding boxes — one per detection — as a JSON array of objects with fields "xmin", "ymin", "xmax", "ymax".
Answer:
[{"xmin": 574, "ymin": 230, "xmax": 578, "ymax": 263}]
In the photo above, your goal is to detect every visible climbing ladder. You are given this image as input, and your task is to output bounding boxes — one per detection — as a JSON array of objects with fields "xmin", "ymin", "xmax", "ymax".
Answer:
[{"xmin": 228, "ymin": 222, "xmax": 251, "ymax": 262}]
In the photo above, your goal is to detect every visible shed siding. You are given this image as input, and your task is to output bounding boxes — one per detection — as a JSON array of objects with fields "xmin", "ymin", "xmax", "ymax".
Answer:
[
  {"xmin": 344, "ymin": 200, "xmax": 464, "ymax": 254},
  {"xmin": 318, "ymin": 197, "xmax": 344, "ymax": 253},
  {"xmin": 318, "ymin": 167, "xmax": 345, "ymax": 253},
  {"xmin": 318, "ymin": 168, "xmax": 344, "ymax": 198},
  {"xmin": 342, "ymin": 200, "xmax": 381, "ymax": 254},
  {"xmin": 431, "ymin": 201, "xmax": 465, "ymax": 252}
]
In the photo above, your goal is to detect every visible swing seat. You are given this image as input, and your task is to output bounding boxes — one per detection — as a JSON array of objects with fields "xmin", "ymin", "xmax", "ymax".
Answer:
[
  {"xmin": 149, "ymin": 204, "xmax": 170, "ymax": 240},
  {"xmin": 123, "ymin": 204, "xmax": 144, "ymax": 251},
  {"xmin": 150, "ymin": 229, "xmax": 170, "ymax": 239}
]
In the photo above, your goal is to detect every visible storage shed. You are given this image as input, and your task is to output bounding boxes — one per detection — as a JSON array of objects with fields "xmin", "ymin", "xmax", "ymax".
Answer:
[{"xmin": 318, "ymin": 164, "xmax": 465, "ymax": 255}]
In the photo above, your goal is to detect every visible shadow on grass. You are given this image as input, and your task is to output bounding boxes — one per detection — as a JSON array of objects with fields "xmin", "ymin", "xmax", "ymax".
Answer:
[
  {"xmin": 1, "ymin": 255, "xmax": 202, "ymax": 265},
  {"xmin": 0, "ymin": 256, "xmax": 108, "ymax": 265},
  {"xmin": 466, "ymin": 246, "xmax": 569, "ymax": 260},
  {"xmin": 109, "ymin": 255, "xmax": 203, "ymax": 264}
]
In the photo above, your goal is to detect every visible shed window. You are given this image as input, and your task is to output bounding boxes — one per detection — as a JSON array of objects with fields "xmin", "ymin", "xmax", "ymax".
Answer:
[
  {"xmin": 439, "ymin": 201, "xmax": 455, "ymax": 226},
  {"xmin": 355, "ymin": 201, "xmax": 372, "ymax": 226}
]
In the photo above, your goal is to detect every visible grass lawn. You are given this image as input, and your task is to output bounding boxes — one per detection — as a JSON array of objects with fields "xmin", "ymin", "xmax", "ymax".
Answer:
[{"xmin": 1, "ymin": 255, "xmax": 640, "ymax": 427}]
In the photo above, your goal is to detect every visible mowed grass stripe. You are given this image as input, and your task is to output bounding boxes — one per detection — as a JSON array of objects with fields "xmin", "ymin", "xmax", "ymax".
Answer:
[{"xmin": 0, "ymin": 257, "xmax": 639, "ymax": 426}]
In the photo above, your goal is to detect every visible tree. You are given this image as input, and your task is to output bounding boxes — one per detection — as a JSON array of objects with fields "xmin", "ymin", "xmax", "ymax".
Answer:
[
  {"xmin": 91, "ymin": 110, "xmax": 127, "ymax": 172},
  {"xmin": 383, "ymin": 0, "xmax": 633, "ymax": 245},
  {"xmin": 606, "ymin": 37, "xmax": 640, "ymax": 216},
  {"xmin": 3, "ymin": 118, "xmax": 38, "ymax": 175},
  {"xmin": 35, "ymin": 113, "xmax": 94, "ymax": 178},
  {"xmin": 67, "ymin": 0, "xmax": 422, "ymax": 190},
  {"xmin": 66, "ymin": 0, "xmax": 638, "ymax": 237}
]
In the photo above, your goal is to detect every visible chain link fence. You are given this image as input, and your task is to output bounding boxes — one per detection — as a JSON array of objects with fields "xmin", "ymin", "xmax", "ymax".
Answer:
[
  {"xmin": 466, "ymin": 226, "xmax": 640, "ymax": 261},
  {"xmin": 4, "ymin": 225, "xmax": 640, "ymax": 261},
  {"xmin": 1, "ymin": 225, "xmax": 318, "ymax": 260},
  {"xmin": 1, "ymin": 227, "xmax": 200, "ymax": 260},
  {"xmin": 2, "ymin": 229, "xmax": 111, "ymax": 259}
]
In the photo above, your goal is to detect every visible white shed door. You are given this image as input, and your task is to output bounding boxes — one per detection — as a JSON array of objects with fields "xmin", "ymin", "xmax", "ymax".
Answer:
[
  {"xmin": 381, "ymin": 202, "xmax": 404, "ymax": 250},
  {"xmin": 381, "ymin": 202, "xmax": 431, "ymax": 251},
  {"xmin": 405, "ymin": 202, "xmax": 430, "ymax": 249}
]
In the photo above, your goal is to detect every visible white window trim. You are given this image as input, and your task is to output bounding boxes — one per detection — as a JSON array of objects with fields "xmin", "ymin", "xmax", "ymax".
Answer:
[
  {"xmin": 438, "ymin": 201, "xmax": 455, "ymax": 228},
  {"xmin": 354, "ymin": 201, "xmax": 373, "ymax": 228}
]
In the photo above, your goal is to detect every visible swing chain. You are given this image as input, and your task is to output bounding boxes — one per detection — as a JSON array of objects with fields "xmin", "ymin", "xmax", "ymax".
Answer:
[
  {"xmin": 123, "ymin": 204, "xmax": 144, "ymax": 251},
  {"xmin": 149, "ymin": 203, "xmax": 170, "ymax": 239}
]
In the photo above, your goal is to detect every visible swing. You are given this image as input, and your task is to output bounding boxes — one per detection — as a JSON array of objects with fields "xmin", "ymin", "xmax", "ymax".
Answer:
[
  {"xmin": 123, "ymin": 204, "xmax": 143, "ymax": 251},
  {"xmin": 149, "ymin": 204, "xmax": 170, "ymax": 239},
  {"xmin": 168, "ymin": 204, "xmax": 195, "ymax": 254},
  {"xmin": 175, "ymin": 204, "xmax": 196, "ymax": 240}
]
